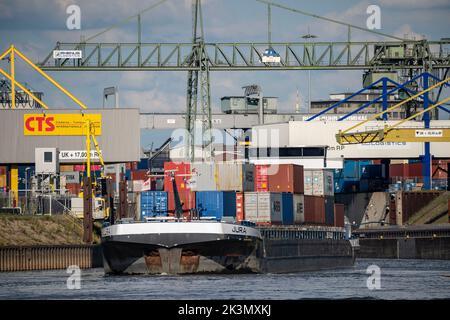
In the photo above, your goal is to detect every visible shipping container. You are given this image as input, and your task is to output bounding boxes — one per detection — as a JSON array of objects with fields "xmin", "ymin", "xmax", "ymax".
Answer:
[
  {"xmin": 334, "ymin": 203, "xmax": 345, "ymax": 228},
  {"xmin": 244, "ymin": 192, "xmax": 282, "ymax": 224},
  {"xmin": 167, "ymin": 190, "xmax": 196, "ymax": 214},
  {"xmin": 131, "ymin": 169, "xmax": 148, "ymax": 181},
  {"xmin": 190, "ymin": 162, "xmax": 254, "ymax": 192},
  {"xmin": 304, "ymin": 195, "xmax": 326, "ymax": 224},
  {"xmin": 236, "ymin": 192, "xmax": 244, "ymax": 222},
  {"xmin": 195, "ymin": 191, "xmax": 237, "ymax": 221},
  {"xmin": 324, "ymin": 196, "xmax": 335, "ymax": 226},
  {"xmin": 334, "ymin": 178, "xmax": 360, "ymax": 193},
  {"xmin": 255, "ymin": 164, "xmax": 304, "ymax": 194},
  {"xmin": 360, "ymin": 164, "xmax": 384, "ymax": 179},
  {"xmin": 304, "ymin": 170, "xmax": 334, "ymax": 196},
  {"xmin": 140, "ymin": 191, "xmax": 168, "ymax": 220},
  {"xmin": 216, "ymin": 162, "xmax": 254, "ymax": 191},
  {"xmin": 281, "ymin": 193, "xmax": 294, "ymax": 225},
  {"xmin": 292, "ymin": 194, "xmax": 305, "ymax": 224},
  {"xmin": 164, "ymin": 162, "xmax": 191, "ymax": 193}
]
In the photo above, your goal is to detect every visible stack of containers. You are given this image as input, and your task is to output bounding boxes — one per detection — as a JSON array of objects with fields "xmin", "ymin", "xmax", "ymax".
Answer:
[
  {"xmin": 140, "ymin": 191, "xmax": 168, "ymax": 220},
  {"xmin": 163, "ymin": 162, "xmax": 195, "ymax": 215},
  {"xmin": 248, "ymin": 164, "xmax": 304, "ymax": 225},
  {"xmin": 304, "ymin": 169, "xmax": 335, "ymax": 225},
  {"xmin": 192, "ymin": 162, "xmax": 254, "ymax": 222}
]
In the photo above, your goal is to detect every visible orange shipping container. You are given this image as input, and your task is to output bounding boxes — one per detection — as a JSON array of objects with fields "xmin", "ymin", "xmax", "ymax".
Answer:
[
  {"xmin": 255, "ymin": 164, "xmax": 304, "ymax": 193},
  {"xmin": 304, "ymin": 195, "xmax": 326, "ymax": 224}
]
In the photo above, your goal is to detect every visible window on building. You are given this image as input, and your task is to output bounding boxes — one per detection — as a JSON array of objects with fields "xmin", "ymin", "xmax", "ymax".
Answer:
[{"xmin": 44, "ymin": 152, "xmax": 53, "ymax": 163}]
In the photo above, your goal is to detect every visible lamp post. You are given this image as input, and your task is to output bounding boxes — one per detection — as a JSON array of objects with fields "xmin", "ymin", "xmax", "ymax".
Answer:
[
  {"xmin": 103, "ymin": 87, "xmax": 120, "ymax": 192},
  {"xmin": 25, "ymin": 167, "xmax": 30, "ymax": 214},
  {"xmin": 301, "ymin": 29, "xmax": 318, "ymax": 114}
]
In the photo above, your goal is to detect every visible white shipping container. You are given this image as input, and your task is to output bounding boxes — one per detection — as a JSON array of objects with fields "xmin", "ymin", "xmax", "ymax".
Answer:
[
  {"xmin": 292, "ymin": 194, "xmax": 305, "ymax": 223},
  {"xmin": 304, "ymin": 169, "xmax": 334, "ymax": 196},
  {"xmin": 304, "ymin": 170, "xmax": 313, "ymax": 195},
  {"xmin": 312, "ymin": 170, "xmax": 334, "ymax": 196},
  {"xmin": 244, "ymin": 192, "xmax": 282, "ymax": 224},
  {"xmin": 190, "ymin": 163, "xmax": 217, "ymax": 191}
]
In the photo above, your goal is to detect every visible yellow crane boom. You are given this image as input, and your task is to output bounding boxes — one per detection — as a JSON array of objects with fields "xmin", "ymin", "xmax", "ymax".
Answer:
[{"xmin": 336, "ymin": 77, "xmax": 450, "ymax": 145}]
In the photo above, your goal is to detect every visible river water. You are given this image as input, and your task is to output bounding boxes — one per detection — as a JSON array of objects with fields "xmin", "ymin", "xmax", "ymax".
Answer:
[{"xmin": 0, "ymin": 259, "xmax": 449, "ymax": 300}]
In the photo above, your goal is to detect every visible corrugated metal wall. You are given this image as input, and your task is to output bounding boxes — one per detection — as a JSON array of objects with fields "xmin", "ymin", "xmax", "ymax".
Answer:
[{"xmin": 0, "ymin": 109, "xmax": 140, "ymax": 163}]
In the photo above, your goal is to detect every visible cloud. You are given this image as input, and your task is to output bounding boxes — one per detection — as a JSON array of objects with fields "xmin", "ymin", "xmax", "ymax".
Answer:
[{"xmin": 378, "ymin": 0, "xmax": 450, "ymax": 9}]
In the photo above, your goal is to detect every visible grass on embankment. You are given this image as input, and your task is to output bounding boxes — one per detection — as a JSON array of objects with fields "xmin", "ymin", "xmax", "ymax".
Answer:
[{"xmin": 0, "ymin": 214, "xmax": 101, "ymax": 246}]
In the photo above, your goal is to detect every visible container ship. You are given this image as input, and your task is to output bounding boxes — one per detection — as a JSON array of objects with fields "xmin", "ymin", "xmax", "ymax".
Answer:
[{"xmin": 101, "ymin": 162, "xmax": 355, "ymax": 275}]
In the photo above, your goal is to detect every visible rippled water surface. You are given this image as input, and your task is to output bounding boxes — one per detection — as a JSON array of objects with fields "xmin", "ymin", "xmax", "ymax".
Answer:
[{"xmin": 1, "ymin": 259, "xmax": 449, "ymax": 299}]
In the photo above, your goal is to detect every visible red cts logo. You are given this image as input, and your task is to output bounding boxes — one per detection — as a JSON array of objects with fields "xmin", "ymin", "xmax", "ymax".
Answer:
[{"xmin": 25, "ymin": 116, "xmax": 55, "ymax": 132}]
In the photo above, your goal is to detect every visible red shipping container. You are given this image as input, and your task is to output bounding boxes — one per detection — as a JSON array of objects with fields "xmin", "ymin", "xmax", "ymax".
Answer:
[
  {"xmin": 164, "ymin": 162, "xmax": 191, "ymax": 192},
  {"xmin": 131, "ymin": 169, "xmax": 148, "ymax": 181},
  {"xmin": 236, "ymin": 192, "xmax": 244, "ymax": 222},
  {"xmin": 255, "ymin": 164, "xmax": 304, "ymax": 193},
  {"xmin": 304, "ymin": 195, "xmax": 326, "ymax": 224},
  {"xmin": 167, "ymin": 190, "xmax": 196, "ymax": 213},
  {"xmin": 334, "ymin": 203, "xmax": 345, "ymax": 228}
]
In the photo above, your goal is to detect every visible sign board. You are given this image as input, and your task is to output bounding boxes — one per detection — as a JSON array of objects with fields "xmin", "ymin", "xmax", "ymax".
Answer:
[
  {"xmin": 415, "ymin": 129, "xmax": 443, "ymax": 138},
  {"xmin": 24, "ymin": 114, "xmax": 101, "ymax": 136},
  {"xmin": 60, "ymin": 171, "xmax": 80, "ymax": 183},
  {"xmin": 53, "ymin": 50, "xmax": 82, "ymax": 59},
  {"xmin": 59, "ymin": 150, "xmax": 101, "ymax": 161}
]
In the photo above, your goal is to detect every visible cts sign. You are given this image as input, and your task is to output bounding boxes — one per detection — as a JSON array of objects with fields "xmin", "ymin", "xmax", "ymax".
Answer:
[{"xmin": 24, "ymin": 114, "xmax": 102, "ymax": 136}]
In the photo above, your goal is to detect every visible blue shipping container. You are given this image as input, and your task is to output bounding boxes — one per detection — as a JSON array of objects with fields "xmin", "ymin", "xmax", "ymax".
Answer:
[
  {"xmin": 140, "ymin": 191, "xmax": 168, "ymax": 220},
  {"xmin": 360, "ymin": 164, "xmax": 383, "ymax": 179},
  {"xmin": 195, "ymin": 191, "xmax": 236, "ymax": 220},
  {"xmin": 281, "ymin": 193, "xmax": 294, "ymax": 225},
  {"xmin": 342, "ymin": 160, "xmax": 372, "ymax": 179},
  {"xmin": 334, "ymin": 178, "xmax": 360, "ymax": 193}
]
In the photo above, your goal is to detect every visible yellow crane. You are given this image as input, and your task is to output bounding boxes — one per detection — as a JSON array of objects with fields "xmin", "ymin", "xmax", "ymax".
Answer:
[{"xmin": 336, "ymin": 77, "xmax": 450, "ymax": 145}]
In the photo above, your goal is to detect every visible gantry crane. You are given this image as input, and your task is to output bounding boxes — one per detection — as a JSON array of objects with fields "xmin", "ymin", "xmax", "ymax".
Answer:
[
  {"xmin": 336, "ymin": 77, "xmax": 450, "ymax": 144},
  {"xmin": 35, "ymin": 0, "xmax": 450, "ymax": 163}
]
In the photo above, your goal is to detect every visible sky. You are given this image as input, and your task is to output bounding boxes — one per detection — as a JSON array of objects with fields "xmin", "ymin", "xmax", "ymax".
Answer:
[{"xmin": 1, "ymin": 0, "xmax": 449, "ymax": 149}]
